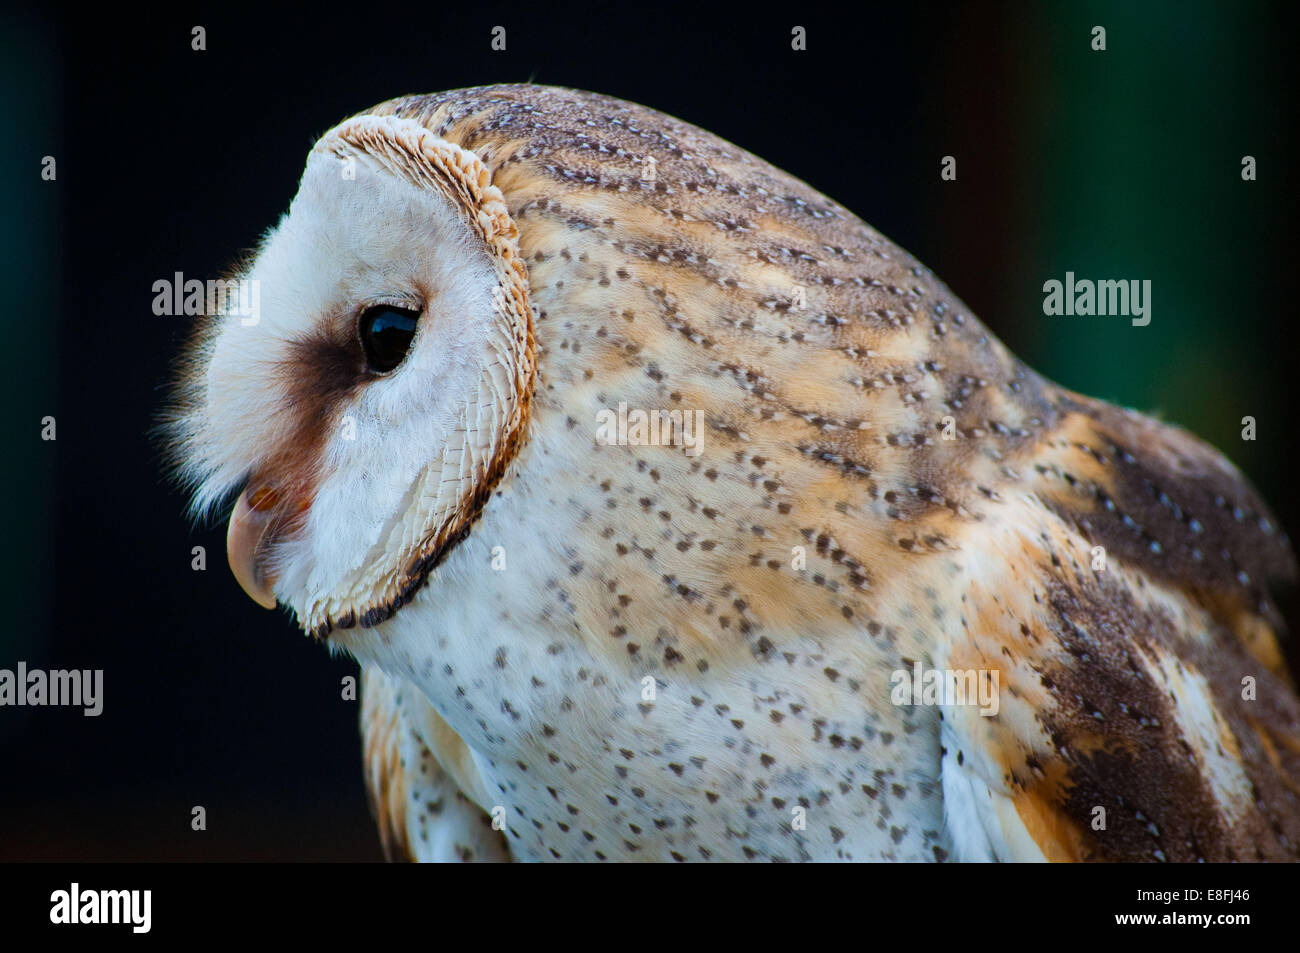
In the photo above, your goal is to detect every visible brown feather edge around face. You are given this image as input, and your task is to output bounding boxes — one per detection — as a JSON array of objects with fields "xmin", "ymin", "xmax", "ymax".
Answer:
[{"xmin": 304, "ymin": 114, "xmax": 537, "ymax": 641}]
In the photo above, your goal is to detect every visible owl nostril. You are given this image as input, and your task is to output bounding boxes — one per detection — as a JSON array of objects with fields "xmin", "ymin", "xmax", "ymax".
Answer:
[{"xmin": 247, "ymin": 486, "xmax": 280, "ymax": 512}]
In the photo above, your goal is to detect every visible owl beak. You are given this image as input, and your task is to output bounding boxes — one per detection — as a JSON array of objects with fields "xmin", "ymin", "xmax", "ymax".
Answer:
[{"xmin": 226, "ymin": 486, "xmax": 282, "ymax": 609}]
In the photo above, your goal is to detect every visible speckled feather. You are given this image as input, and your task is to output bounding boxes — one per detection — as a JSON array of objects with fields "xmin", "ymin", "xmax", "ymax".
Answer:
[{"xmin": 183, "ymin": 84, "xmax": 1300, "ymax": 862}]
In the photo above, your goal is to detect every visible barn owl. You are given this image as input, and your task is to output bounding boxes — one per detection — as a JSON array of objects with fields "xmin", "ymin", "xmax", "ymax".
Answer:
[{"xmin": 167, "ymin": 84, "xmax": 1300, "ymax": 862}]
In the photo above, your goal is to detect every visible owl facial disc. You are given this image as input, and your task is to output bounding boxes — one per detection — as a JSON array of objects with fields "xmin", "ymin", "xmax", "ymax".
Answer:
[{"xmin": 171, "ymin": 113, "xmax": 535, "ymax": 639}]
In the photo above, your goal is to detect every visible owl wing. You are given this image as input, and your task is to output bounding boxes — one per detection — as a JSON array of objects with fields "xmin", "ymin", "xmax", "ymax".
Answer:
[
  {"xmin": 937, "ymin": 391, "xmax": 1300, "ymax": 861},
  {"xmin": 360, "ymin": 665, "xmax": 512, "ymax": 862}
]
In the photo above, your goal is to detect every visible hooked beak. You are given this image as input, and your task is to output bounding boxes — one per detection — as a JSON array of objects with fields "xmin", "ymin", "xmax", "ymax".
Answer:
[{"xmin": 226, "ymin": 486, "xmax": 286, "ymax": 609}]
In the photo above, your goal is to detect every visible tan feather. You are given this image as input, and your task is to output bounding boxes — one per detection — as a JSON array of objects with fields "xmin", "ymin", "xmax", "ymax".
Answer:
[{"xmin": 360, "ymin": 665, "xmax": 414, "ymax": 861}]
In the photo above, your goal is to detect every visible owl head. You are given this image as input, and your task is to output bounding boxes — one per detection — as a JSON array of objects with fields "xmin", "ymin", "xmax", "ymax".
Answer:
[{"xmin": 168, "ymin": 113, "xmax": 535, "ymax": 639}]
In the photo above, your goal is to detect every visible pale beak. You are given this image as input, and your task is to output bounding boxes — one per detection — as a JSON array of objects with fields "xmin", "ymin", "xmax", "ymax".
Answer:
[{"xmin": 226, "ymin": 486, "xmax": 282, "ymax": 609}]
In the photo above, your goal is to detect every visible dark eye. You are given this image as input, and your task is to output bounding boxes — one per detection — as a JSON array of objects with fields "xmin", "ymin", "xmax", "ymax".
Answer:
[{"xmin": 358, "ymin": 305, "xmax": 420, "ymax": 373}]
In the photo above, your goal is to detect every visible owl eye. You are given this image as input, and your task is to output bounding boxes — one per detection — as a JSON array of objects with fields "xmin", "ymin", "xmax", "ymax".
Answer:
[{"xmin": 358, "ymin": 305, "xmax": 420, "ymax": 373}]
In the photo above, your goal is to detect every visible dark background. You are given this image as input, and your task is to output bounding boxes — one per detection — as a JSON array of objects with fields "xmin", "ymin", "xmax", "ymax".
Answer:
[{"xmin": 1, "ymin": 1, "xmax": 1295, "ymax": 860}]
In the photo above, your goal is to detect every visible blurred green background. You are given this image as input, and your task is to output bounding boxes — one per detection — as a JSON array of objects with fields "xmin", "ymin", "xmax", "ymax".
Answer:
[{"xmin": 0, "ymin": 8, "xmax": 58, "ymax": 742}]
